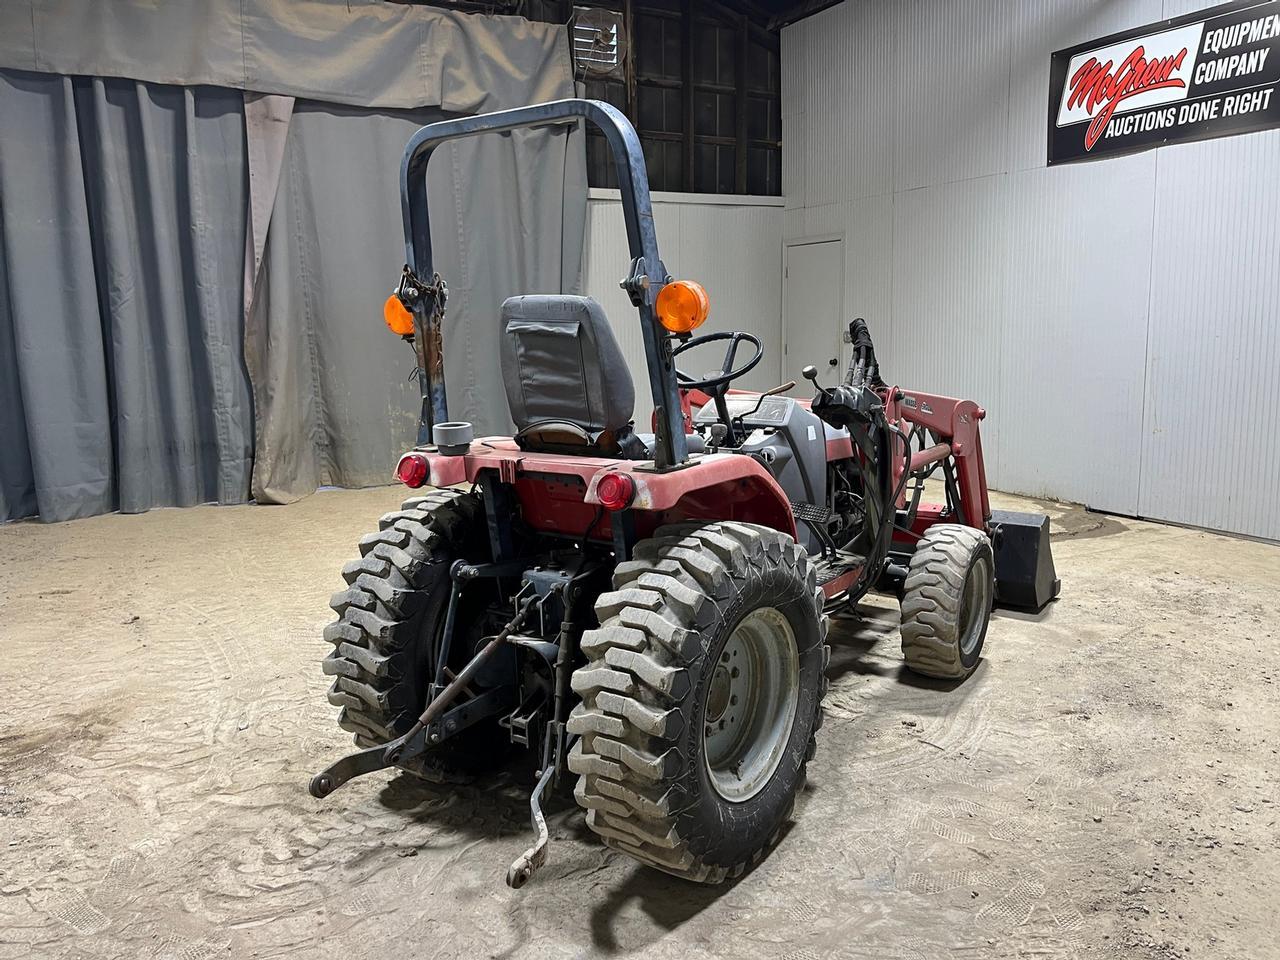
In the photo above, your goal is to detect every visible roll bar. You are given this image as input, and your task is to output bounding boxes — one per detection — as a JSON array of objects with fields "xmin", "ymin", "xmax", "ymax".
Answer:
[{"xmin": 399, "ymin": 98, "xmax": 689, "ymax": 468}]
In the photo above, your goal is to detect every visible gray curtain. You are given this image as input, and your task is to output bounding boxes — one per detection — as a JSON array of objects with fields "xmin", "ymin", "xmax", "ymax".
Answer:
[
  {"xmin": 246, "ymin": 101, "xmax": 587, "ymax": 503},
  {"xmin": 0, "ymin": 0, "xmax": 575, "ymax": 114},
  {"xmin": 0, "ymin": 6, "xmax": 585, "ymax": 521},
  {"xmin": 0, "ymin": 69, "xmax": 253, "ymax": 522}
]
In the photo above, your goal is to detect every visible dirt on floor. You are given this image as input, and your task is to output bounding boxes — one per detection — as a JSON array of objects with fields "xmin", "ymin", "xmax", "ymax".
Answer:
[{"xmin": 0, "ymin": 486, "xmax": 1276, "ymax": 960}]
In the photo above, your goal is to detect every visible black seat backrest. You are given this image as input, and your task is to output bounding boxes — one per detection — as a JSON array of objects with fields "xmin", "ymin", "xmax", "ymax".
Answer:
[{"xmin": 500, "ymin": 295, "xmax": 638, "ymax": 455}]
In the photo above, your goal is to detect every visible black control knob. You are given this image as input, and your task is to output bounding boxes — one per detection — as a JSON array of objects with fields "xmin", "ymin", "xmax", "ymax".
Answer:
[{"xmin": 802, "ymin": 364, "xmax": 832, "ymax": 402}]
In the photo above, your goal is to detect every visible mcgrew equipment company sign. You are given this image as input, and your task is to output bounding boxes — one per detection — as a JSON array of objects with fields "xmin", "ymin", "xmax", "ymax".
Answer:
[{"xmin": 1048, "ymin": 0, "xmax": 1280, "ymax": 164}]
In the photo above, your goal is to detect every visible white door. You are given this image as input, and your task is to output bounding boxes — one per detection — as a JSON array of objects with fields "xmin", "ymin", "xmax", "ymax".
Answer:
[{"xmin": 783, "ymin": 239, "xmax": 844, "ymax": 394}]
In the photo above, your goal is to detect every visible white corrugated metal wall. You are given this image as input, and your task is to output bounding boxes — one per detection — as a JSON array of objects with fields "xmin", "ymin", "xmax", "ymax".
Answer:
[
  {"xmin": 782, "ymin": 0, "xmax": 1280, "ymax": 541},
  {"xmin": 582, "ymin": 190, "xmax": 785, "ymax": 422}
]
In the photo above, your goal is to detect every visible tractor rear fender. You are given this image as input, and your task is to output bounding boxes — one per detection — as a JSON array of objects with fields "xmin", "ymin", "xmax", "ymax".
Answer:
[
  {"xmin": 412, "ymin": 440, "xmax": 798, "ymax": 541},
  {"xmin": 585, "ymin": 455, "xmax": 797, "ymax": 539}
]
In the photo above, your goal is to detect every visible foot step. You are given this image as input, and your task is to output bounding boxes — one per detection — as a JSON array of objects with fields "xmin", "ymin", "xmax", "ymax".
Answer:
[{"xmin": 790, "ymin": 500, "xmax": 832, "ymax": 524}]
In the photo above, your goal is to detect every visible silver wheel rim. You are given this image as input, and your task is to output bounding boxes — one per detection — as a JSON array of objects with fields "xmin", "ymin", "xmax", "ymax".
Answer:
[
  {"xmin": 958, "ymin": 557, "xmax": 993, "ymax": 657},
  {"xmin": 702, "ymin": 607, "xmax": 799, "ymax": 802}
]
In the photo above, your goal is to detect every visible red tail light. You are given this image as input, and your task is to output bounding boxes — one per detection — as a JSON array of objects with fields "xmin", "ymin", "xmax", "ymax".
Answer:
[
  {"xmin": 596, "ymin": 472, "xmax": 635, "ymax": 511},
  {"xmin": 396, "ymin": 453, "xmax": 429, "ymax": 488}
]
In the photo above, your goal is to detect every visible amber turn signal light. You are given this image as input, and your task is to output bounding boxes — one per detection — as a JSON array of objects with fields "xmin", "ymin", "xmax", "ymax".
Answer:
[
  {"xmin": 656, "ymin": 280, "xmax": 709, "ymax": 334},
  {"xmin": 384, "ymin": 294, "xmax": 415, "ymax": 336}
]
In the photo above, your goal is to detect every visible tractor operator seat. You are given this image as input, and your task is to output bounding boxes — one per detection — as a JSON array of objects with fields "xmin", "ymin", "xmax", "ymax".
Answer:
[{"xmin": 500, "ymin": 295, "xmax": 645, "ymax": 458}]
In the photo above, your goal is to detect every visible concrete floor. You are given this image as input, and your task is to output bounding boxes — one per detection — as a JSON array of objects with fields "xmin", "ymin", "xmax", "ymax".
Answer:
[{"xmin": 0, "ymin": 486, "xmax": 1276, "ymax": 960}]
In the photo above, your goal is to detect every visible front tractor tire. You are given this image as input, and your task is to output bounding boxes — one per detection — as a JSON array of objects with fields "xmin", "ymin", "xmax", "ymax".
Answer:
[
  {"xmin": 568, "ymin": 522, "xmax": 829, "ymax": 883},
  {"xmin": 321, "ymin": 489, "xmax": 502, "ymax": 782},
  {"xmin": 899, "ymin": 524, "xmax": 995, "ymax": 680}
]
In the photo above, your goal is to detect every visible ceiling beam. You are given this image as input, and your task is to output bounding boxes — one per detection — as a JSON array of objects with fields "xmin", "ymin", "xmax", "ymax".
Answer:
[{"xmin": 699, "ymin": 0, "xmax": 780, "ymax": 50}]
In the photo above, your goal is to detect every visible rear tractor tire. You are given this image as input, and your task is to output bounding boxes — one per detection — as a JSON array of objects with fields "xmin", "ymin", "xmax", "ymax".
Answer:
[
  {"xmin": 321, "ymin": 489, "xmax": 506, "ymax": 782},
  {"xmin": 899, "ymin": 523, "xmax": 995, "ymax": 680},
  {"xmin": 568, "ymin": 522, "xmax": 829, "ymax": 883}
]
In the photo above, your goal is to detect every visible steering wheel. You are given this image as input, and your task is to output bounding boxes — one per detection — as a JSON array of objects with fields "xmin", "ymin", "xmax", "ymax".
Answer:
[{"xmin": 672, "ymin": 331, "xmax": 763, "ymax": 391}]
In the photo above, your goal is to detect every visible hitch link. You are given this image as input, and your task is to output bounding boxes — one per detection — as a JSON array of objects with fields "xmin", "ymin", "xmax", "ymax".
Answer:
[
  {"xmin": 308, "ymin": 594, "xmax": 539, "ymax": 798},
  {"xmin": 507, "ymin": 735, "xmax": 578, "ymax": 889},
  {"xmin": 506, "ymin": 759, "xmax": 554, "ymax": 888}
]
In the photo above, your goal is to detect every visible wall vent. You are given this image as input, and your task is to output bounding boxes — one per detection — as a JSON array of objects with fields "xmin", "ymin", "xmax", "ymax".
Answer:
[{"xmin": 572, "ymin": 7, "xmax": 627, "ymax": 80}]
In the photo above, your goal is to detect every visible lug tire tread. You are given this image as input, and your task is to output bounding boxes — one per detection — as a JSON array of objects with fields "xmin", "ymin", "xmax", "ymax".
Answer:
[
  {"xmin": 899, "ymin": 523, "xmax": 994, "ymax": 679},
  {"xmin": 570, "ymin": 521, "xmax": 827, "ymax": 884},
  {"xmin": 323, "ymin": 489, "xmax": 481, "ymax": 774}
]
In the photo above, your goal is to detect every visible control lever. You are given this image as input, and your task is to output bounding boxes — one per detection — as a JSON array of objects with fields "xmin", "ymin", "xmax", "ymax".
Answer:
[
  {"xmin": 802, "ymin": 364, "xmax": 831, "ymax": 399},
  {"xmin": 806, "ymin": 360, "xmax": 880, "ymax": 432},
  {"xmin": 734, "ymin": 380, "xmax": 799, "ymax": 426}
]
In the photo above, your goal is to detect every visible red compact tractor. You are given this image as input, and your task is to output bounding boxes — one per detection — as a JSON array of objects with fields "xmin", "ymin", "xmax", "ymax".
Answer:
[{"xmin": 310, "ymin": 100, "xmax": 1059, "ymax": 887}]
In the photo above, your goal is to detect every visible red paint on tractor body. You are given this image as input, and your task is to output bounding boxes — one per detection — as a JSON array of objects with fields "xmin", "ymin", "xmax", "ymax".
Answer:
[
  {"xmin": 883, "ymin": 386, "xmax": 990, "ymax": 531},
  {"xmin": 413, "ymin": 438, "xmax": 798, "ymax": 542},
  {"xmin": 407, "ymin": 384, "xmax": 991, "ymax": 553},
  {"xmin": 825, "ymin": 435, "xmax": 854, "ymax": 461},
  {"xmin": 820, "ymin": 566, "xmax": 864, "ymax": 598}
]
